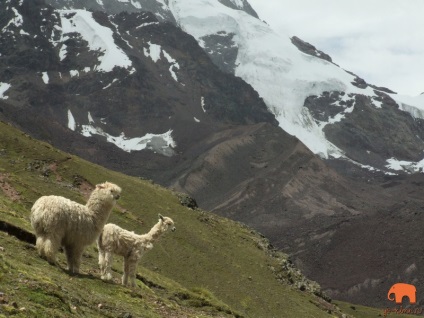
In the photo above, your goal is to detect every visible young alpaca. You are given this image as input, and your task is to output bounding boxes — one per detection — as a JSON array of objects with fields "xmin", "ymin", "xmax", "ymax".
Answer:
[
  {"xmin": 30, "ymin": 182, "xmax": 121, "ymax": 274},
  {"xmin": 97, "ymin": 214, "xmax": 176, "ymax": 287}
]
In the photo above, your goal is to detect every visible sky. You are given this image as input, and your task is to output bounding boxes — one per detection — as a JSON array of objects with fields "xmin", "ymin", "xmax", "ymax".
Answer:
[{"xmin": 247, "ymin": 0, "xmax": 424, "ymax": 96}]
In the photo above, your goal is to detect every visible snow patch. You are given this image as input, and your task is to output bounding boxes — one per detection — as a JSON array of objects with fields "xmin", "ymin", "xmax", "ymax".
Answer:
[
  {"xmin": 59, "ymin": 44, "xmax": 67, "ymax": 61},
  {"xmin": 67, "ymin": 109, "xmax": 76, "ymax": 131},
  {"xmin": 2, "ymin": 7, "xmax": 23, "ymax": 32},
  {"xmin": 57, "ymin": 9, "xmax": 134, "ymax": 73},
  {"xmin": 156, "ymin": 0, "xmax": 167, "ymax": 7},
  {"xmin": 69, "ymin": 111, "xmax": 176, "ymax": 155},
  {"xmin": 0, "ymin": 82, "xmax": 11, "ymax": 100},
  {"xmin": 136, "ymin": 22, "xmax": 159, "ymax": 29},
  {"xmin": 109, "ymin": 20, "xmax": 133, "ymax": 49},
  {"xmin": 162, "ymin": 50, "xmax": 180, "ymax": 82},
  {"xmin": 386, "ymin": 157, "xmax": 424, "ymax": 174},
  {"xmin": 201, "ymin": 96, "xmax": 206, "ymax": 112},
  {"xmin": 87, "ymin": 112, "xmax": 94, "ymax": 123},
  {"xmin": 131, "ymin": 0, "xmax": 142, "ymax": 9},
  {"xmin": 372, "ymin": 98, "xmax": 383, "ymax": 109},
  {"xmin": 391, "ymin": 94, "xmax": 424, "ymax": 120},
  {"xmin": 81, "ymin": 125, "xmax": 176, "ymax": 155},
  {"xmin": 144, "ymin": 41, "xmax": 162, "ymax": 62},
  {"xmin": 50, "ymin": 25, "xmax": 62, "ymax": 47},
  {"xmin": 102, "ymin": 78, "xmax": 118, "ymax": 89},
  {"xmin": 144, "ymin": 42, "xmax": 181, "ymax": 83},
  {"xmin": 42, "ymin": 72, "xmax": 49, "ymax": 84},
  {"xmin": 319, "ymin": 101, "xmax": 355, "ymax": 128}
]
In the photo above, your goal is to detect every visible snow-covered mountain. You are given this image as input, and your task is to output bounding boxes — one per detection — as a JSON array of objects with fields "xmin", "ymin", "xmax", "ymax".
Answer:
[
  {"xmin": 35, "ymin": 0, "xmax": 424, "ymax": 176},
  {"xmin": 0, "ymin": 0, "xmax": 276, "ymax": 165},
  {"xmin": 168, "ymin": 0, "xmax": 424, "ymax": 174}
]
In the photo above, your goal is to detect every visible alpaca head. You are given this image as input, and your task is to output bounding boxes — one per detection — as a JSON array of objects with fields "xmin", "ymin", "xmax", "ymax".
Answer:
[
  {"xmin": 158, "ymin": 214, "xmax": 176, "ymax": 233},
  {"xmin": 93, "ymin": 181, "xmax": 122, "ymax": 202}
]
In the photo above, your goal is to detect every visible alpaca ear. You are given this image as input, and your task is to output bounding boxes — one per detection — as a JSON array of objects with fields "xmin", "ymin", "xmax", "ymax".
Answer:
[
  {"xmin": 158, "ymin": 214, "xmax": 164, "ymax": 220},
  {"xmin": 96, "ymin": 183, "xmax": 105, "ymax": 189}
]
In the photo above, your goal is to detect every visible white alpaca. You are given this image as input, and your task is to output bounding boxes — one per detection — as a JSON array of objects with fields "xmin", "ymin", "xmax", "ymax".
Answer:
[
  {"xmin": 97, "ymin": 214, "xmax": 176, "ymax": 287},
  {"xmin": 30, "ymin": 181, "xmax": 122, "ymax": 274}
]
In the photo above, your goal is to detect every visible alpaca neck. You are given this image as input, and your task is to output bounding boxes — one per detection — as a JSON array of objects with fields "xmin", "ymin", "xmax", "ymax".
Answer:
[
  {"xmin": 144, "ymin": 221, "xmax": 166, "ymax": 243},
  {"xmin": 86, "ymin": 196, "xmax": 114, "ymax": 228}
]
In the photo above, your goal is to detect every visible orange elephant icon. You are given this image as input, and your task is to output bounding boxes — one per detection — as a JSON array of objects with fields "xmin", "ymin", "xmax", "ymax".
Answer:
[{"xmin": 387, "ymin": 283, "xmax": 417, "ymax": 304}]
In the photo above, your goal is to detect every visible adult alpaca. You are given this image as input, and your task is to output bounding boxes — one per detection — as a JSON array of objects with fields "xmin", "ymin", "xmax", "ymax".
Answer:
[
  {"xmin": 30, "ymin": 182, "xmax": 121, "ymax": 274},
  {"xmin": 98, "ymin": 214, "xmax": 175, "ymax": 287}
]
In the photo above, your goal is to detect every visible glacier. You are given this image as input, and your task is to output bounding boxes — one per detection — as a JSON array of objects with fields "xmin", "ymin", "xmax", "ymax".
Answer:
[
  {"xmin": 163, "ymin": 0, "xmax": 424, "ymax": 173},
  {"xmin": 167, "ymin": 0, "xmax": 383, "ymax": 158}
]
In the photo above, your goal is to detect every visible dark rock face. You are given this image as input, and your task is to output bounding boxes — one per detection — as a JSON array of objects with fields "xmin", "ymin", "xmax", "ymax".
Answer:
[
  {"xmin": 326, "ymin": 94, "xmax": 424, "ymax": 169},
  {"xmin": 305, "ymin": 91, "xmax": 355, "ymax": 122},
  {"xmin": 291, "ymin": 36, "xmax": 333, "ymax": 63},
  {"xmin": 304, "ymin": 89, "xmax": 424, "ymax": 174},
  {"xmin": 200, "ymin": 31, "xmax": 239, "ymax": 74},
  {"xmin": 351, "ymin": 76, "xmax": 368, "ymax": 89}
]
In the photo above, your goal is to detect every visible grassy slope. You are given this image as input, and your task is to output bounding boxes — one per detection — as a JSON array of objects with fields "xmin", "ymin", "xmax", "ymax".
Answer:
[{"xmin": 0, "ymin": 120, "xmax": 394, "ymax": 318}]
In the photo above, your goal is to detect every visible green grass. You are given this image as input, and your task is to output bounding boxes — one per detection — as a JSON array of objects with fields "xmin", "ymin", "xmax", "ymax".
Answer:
[{"xmin": 0, "ymin": 120, "xmax": 349, "ymax": 317}]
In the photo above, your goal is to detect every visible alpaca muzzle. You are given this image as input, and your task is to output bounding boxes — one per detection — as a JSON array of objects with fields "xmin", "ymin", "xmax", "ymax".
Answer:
[
  {"xmin": 114, "ymin": 194, "xmax": 120, "ymax": 200},
  {"xmin": 171, "ymin": 227, "xmax": 176, "ymax": 232}
]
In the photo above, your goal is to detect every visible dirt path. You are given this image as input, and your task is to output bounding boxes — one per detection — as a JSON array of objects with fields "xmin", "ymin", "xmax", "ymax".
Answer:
[{"xmin": 0, "ymin": 173, "xmax": 20, "ymax": 201}]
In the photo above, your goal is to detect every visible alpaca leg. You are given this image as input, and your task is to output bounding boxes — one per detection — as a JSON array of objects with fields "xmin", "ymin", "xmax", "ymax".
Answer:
[
  {"xmin": 128, "ymin": 260, "xmax": 139, "ymax": 287},
  {"xmin": 102, "ymin": 252, "xmax": 113, "ymax": 281},
  {"xmin": 64, "ymin": 246, "xmax": 75, "ymax": 273},
  {"xmin": 35, "ymin": 236, "xmax": 47, "ymax": 259},
  {"xmin": 70, "ymin": 246, "xmax": 84, "ymax": 274},
  {"xmin": 98, "ymin": 248, "xmax": 105, "ymax": 277},
  {"xmin": 65, "ymin": 245, "xmax": 84, "ymax": 274},
  {"xmin": 122, "ymin": 257, "xmax": 129, "ymax": 286},
  {"xmin": 42, "ymin": 236, "xmax": 60, "ymax": 265}
]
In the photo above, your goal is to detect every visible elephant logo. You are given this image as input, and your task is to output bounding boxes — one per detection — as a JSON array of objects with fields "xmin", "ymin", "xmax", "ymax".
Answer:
[{"xmin": 387, "ymin": 283, "xmax": 417, "ymax": 304}]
